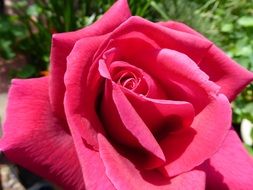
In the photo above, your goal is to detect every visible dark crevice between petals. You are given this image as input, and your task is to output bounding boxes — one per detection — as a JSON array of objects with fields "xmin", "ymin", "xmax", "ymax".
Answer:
[{"xmin": 153, "ymin": 115, "xmax": 185, "ymax": 141}]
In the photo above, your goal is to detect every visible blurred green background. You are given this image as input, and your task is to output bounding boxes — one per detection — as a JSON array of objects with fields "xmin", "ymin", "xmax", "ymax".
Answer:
[{"xmin": 0, "ymin": 0, "xmax": 253, "ymax": 153}]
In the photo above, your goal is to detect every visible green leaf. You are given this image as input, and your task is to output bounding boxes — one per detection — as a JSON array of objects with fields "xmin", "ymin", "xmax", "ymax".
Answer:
[
  {"xmin": 236, "ymin": 46, "xmax": 252, "ymax": 57},
  {"xmin": 237, "ymin": 16, "xmax": 253, "ymax": 27},
  {"xmin": 221, "ymin": 23, "xmax": 233, "ymax": 33},
  {"xmin": 243, "ymin": 102, "xmax": 253, "ymax": 113},
  {"xmin": 84, "ymin": 14, "xmax": 96, "ymax": 26}
]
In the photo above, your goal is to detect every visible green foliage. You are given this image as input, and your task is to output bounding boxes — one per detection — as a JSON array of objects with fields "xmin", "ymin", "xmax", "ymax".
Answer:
[
  {"xmin": 0, "ymin": 15, "xmax": 26, "ymax": 59},
  {"xmin": 149, "ymin": 0, "xmax": 212, "ymax": 36}
]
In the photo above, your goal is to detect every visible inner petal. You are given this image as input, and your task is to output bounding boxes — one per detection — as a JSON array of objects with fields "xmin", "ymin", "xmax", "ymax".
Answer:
[
  {"xmin": 110, "ymin": 61, "xmax": 148, "ymax": 95},
  {"xmin": 122, "ymin": 78, "xmax": 136, "ymax": 89},
  {"xmin": 100, "ymin": 59, "xmax": 168, "ymax": 99},
  {"xmin": 115, "ymin": 71, "xmax": 138, "ymax": 90}
]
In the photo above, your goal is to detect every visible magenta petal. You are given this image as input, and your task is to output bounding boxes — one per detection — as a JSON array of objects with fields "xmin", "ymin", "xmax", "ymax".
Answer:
[
  {"xmin": 160, "ymin": 21, "xmax": 253, "ymax": 100},
  {"xmin": 200, "ymin": 45, "xmax": 253, "ymax": 100},
  {"xmin": 98, "ymin": 134, "xmax": 206, "ymax": 190},
  {"xmin": 162, "ymin": 94, "xmax": 231, "ymax": 177},
  {"xmin": 151, "ymin": 48, "xmax": 220, "ymax": 112},
  {"xmin": 49, "ymin": 0, "xmax": 131, "ymax": 119},
  {"xmin": 63, "ymin": 115, "xmax": 115, "ymax": 189},
  {"xmin": 199, "ymin": 130, "xmax": 253, "ymax": 190},
  {"xmin": 159, "ymin": 21, "xmax": 205, "ymax": 38},
  {"xmin": 0, "ymin": 77, "xmax": 84, "ymax": 189},
  {"xmin": 123, "ymin": 89, "xmax": 195, "ymax": 134},
  {"xmin": 101, "ymin": 81, "xmax": 166, "ymax": 166},
  {"xmin": 64, "ymin": 35, "xmax": 107, "ymax": 149},
  {"xmin": 111, "ymin": 84, "xmax": 165, "ymax": 161},
  {"xmin": 64, "ymin": 37, "xmax": 118, "ymax": 188}
]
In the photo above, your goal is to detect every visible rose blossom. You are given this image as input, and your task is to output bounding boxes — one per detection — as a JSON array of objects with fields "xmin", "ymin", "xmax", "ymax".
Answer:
[{"xmin": 1, "ymin": 0, "xmax": 253, "ymax": 189}]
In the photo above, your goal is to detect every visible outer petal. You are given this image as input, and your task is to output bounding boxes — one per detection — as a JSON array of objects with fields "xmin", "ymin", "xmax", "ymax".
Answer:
[
  {"xmin": 198, "ymin": 130, "xmax": 253, "ymax": 190},
  {"xmin": 50, "ymin": 0, "xmax": 131, "ymax": 119},
  {"xmin": 98, "ymin": 134, "xmax": 206, "ymax": 190},
  {"xmin": 64, "ymin": 35, "xmax": 107, "ymax": 149},
  {"xmin": 200, "ymin": 46, "xmax": 253, "ymax": 100},
  {"xmin": 64, "ymin": 38, "xmax": 116, "ymax": 189},
  {"xmin": 63, "ymin": 113, "xmax": 115, "ymax": 190},
  {"xmin": 162, "ymin": 94, "xmax": 231, "ymax": 177},
  {"xmin": 158, "ymin": 21, "xmax": 205, "ymax": 38},
  {"xmin": 0, "ymin": 77, "xmax": 84, "ymax": 189},
  {"xmin": 160, "ymin": 21, "xmax": 253, "ymax": 100},
  {"xmin": 153, "ymin": 48, "xmax": 220, "ymax": 112}
]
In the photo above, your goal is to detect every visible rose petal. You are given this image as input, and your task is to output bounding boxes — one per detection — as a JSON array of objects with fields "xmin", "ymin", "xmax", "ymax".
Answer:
[
  {"xmin": 198, "ymin": 130, "xmax": 253, "ymax": 190},
  {"xmin": 65, "ymin": 37, "xmax": 120, "ymax": 188},
  {"xmin": 162, "ymin": 94, "xmax": 231, "ymax": 177},
  {"xmin": 123, "ymin": 88, "xmax": 195, "ymax": 135},
  {"xmin": 158, "ymin": 21, "xmax": 204, "ymax": 38},
  {"xmin": 63, "ymin": 115, "xmax": 116, "ymax": 189},
  {"xmin": 105, "ymin": 59, "xmax": 167, "ymax": 98},
  {"xmin": 0, "ymin": 77, "xmax": 84, "ymax": 189},
  {"xmin": 119, "ymin": 47, "xmax": 219, "ymax": 112},
  {"xmin": 100, "ymin": 81, "xmax": 166, "ymax": 168},
  {"xmin": 98, "ymin": 133, "xmax": 206, "ymax": 190},
  {"xmin": 49, "ymin": 0, "xmax": 131, "ymax": 119},
  {"xmin": 64, "ymin": 35, "xmax": 107, "ymax": 149},
  {"xmin": 200, "ymin": 46, "xmax": 253, "ymax": 100},
  {"xmin": 160, "ymin": 21, "xmax": 253, "ymax": 100}
]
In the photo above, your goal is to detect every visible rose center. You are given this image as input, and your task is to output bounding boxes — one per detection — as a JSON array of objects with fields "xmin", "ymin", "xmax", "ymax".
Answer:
[
  {"xmin": 109, "ymin": 62, "xmax": 149, "ymax": 95},
  {"xmin": 115, "ymin": 71, "xmax": 139, "ymax": 90}
]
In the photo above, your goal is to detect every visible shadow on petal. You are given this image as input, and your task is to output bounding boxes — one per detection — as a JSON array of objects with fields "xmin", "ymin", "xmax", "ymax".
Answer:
[{"xmin": 196, "ymin": 160, "xmax": 229, "ymax": 190}]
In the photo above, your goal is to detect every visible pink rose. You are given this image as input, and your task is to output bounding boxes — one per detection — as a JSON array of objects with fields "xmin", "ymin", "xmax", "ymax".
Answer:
[{"xmin": 1, "ymin": 0, "xmax": 253, "ymax": 189}]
